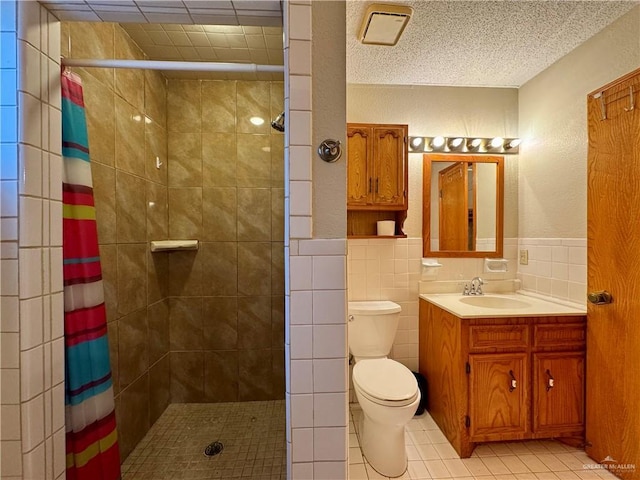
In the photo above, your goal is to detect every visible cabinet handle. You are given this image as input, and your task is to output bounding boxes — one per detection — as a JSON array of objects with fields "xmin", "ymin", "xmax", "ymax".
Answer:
[
  {"xmin": 369, "ymin": 177, "xmax": 372, "ymax": 193},
  {"xmin": 545, "ymin": 369, "xmax": 555, "ymax": 391},
  {"xmin": 375, "ymin": 178, "xmax": 379, "ymax": 193},
  {"xmin": 509, "ymin": 370, "xmax": 517, "ymax": 392}
]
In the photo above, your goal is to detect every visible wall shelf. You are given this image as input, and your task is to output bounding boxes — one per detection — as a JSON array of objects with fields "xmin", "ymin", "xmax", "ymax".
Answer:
[{"xmin": 150, "ymin": 240, "xmax": 199, "ymax": 252}]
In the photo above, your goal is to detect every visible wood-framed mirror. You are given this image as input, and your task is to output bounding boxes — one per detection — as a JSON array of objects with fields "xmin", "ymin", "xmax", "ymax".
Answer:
[{"xmin": 423, "ymin": 154, "xmax": 504, "ymax": 258}]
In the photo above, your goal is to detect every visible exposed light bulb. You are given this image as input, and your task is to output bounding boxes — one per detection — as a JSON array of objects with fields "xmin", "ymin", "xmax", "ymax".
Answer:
[
  {"xmin": 489, "ymin": 137, "xmax": 504, "ymax": 149},
  {"xmin": 469, "ymin": 138, "xmax": 482, "ymax": 148},
  {"xmin": 250, "ymin": 116, "xmax": 265, "ymax": 126},
  {"xmin": 431, "ymin": 136, "xmax": 445, "ymax": 148},
  {"xmin": 410, "ymin": 137, "xmax": 423, "ymax": 148},
  {"xmin": 505, "ymin": 138, "xmax": 521, "ymax": 149},
  {"xmin": 449, "ymin": 137, "xmax": 463, "ymax": 148}
]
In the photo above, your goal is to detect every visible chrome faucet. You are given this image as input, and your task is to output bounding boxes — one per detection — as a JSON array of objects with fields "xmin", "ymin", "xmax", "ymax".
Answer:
[{"xmin": 470, "ymin": 277, "xmax": 484, "ymax": 295}]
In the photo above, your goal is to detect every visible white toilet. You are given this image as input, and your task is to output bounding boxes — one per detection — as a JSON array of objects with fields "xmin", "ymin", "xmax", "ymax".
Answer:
[{"xmin": 348, "ymin": 301, "xmax": 420, "ymax": 478}]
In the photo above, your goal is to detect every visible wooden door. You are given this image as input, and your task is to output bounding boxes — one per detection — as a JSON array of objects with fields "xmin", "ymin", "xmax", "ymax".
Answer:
[
  {"xmin": 439, "ymin": 162, "xmax": 468, "ymax": 251},
  {"xmin": 347, "ymin": 125, "xmax": 371, "ymax": 207},
  {"xmin": 586, "ymin": 69, "xmax": 640, "ymax": 478},
  {"xmin": 468, "ymin": 353, "xmax": 529, "ymax": 442},
  {"xmin": 532, "ymin": 352, "xmax": 585, "ymax": 437},
  {"xmin": 372, "ymin": 126, "xmax": 406, "ymax": 207}
]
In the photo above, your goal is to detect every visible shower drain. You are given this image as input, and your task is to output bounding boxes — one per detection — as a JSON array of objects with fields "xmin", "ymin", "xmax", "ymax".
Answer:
[{"xmin": 204, "ymin": 441, "xmax": 224, "ymax": 457}]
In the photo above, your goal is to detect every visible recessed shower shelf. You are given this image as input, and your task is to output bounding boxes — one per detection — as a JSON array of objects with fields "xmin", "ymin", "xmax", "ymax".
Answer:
[{"xmin": 150, "ymin": 240, "xmax": 199, "ymax": 253}]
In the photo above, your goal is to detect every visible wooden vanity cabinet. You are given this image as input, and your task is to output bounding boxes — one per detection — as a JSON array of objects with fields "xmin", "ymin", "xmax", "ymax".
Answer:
[
  {"xmin": 419, "ymin": 299, "xmax": 586, "ymax": 457},
  {"xmin": 347, "ymin": 123, "xmax": 408, "ymax": 237}
]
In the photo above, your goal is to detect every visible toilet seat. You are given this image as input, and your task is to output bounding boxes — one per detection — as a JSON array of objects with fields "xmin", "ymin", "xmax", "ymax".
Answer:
[{"xmin": 353, "ymin": 358, "xmax": 419, "ymax": 407}]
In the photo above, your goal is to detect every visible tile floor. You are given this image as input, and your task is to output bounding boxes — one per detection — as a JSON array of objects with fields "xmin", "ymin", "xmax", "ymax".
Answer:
[
  {"xmin": 349, "ymin": 403, "xmax": 619, "ymax": 480},
  {"xmin": 121, "ymin": 401, "xmax": 286, "ymax": 480}
]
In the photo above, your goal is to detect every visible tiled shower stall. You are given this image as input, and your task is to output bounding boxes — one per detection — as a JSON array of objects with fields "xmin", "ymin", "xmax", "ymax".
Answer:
[{"xmin": 0, "ymin": 1, "xmax": 350, "ymax": 479}]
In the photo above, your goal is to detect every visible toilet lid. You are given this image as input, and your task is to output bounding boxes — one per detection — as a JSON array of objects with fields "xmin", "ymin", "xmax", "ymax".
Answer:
[{"xmin": 353, "ymin": 359, "xmax": 418, "ymax": 402}]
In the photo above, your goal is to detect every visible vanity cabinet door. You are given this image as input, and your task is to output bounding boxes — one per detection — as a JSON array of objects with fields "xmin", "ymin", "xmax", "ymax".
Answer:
[
  {"xmin": 468, "ymin": 353, "xmax": 529, "ymax": 442},
  {"xmin": 533, "ymin": 352, "xmax": 585, "ymax": 437}
]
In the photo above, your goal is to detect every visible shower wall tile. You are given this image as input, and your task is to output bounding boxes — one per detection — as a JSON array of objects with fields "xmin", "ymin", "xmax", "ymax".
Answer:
[
  {"xmin": 167, "ymin": 80, "xmax": 201, "ymax": 134},
  {"xmin": 148, "ymin": 299, "xmax": 169, "ymax": 365},
  {"xmin": 144, "ymin": 120, "xmax": 167, "ymax": 186},
  {"xmin": 169, "ymin": 297, "xmax": 203, "ymax": 351},
  {"xmin": 203, "ymin": 297, "xmax": 238, "ymax": 350},
  {"xmin": 117, "ymin": 243, "xmax": 147, "ymax": 316},
  {"xmin": 116, "ymin": 171, "xmax": 146, "ymax": 243},
  {"xmin": 202, "ymin": 132, "xmax": 237, "ymax": 187},
  {"xmin": 272, "ymin": 188, "xmax": 285, "ymax": 241},
  {"xmin": 99, "ymin": 244, "xmax": 118, "ymax": 323},
  {"xmin": 237, "ymin": 188, "xmax": 271, "ymax": 241},
  {"xmin": 168, "ymin": 133, "xmax": 202, "ymax": 187},
  {"xmin": 168, "ymin": 251, "xmax": 203, "ymax": 297},
  {"xmin": 147, "ymin": 251, "xmax": 169, "ymax": 305},
  {"xmin": 81, "ymin": 72, "xmax": 115, "ymax": 167},
  {"xmin": 200, "ymin": 242, "xmax": 238, "ymax": 296},
  {"xmin": 271, "ymin": 134, "xmax": 285, "ymax": 187},
  {"xmin": 68, "ymin": 22, "xmax": 115, "ymax": 90},
  {"xmin": 117, "ymin": 373, "xmax": 150, "ymax": 461},
  {"xmin": 170, "ymin": 351, "xmax": 204, "ymax": 403},
  {"xmin": 114, "ymin": 97, "xmax": 145, "ymax": 177},
  {"xmin": 238, "ymin": 242, "xmax": 272, "ymax": 296},
  {"xmin": 114, "ymin": 27, "xmax": 144, "ymax": 112},
  {"xmin": 148, "ymin": 354, "xmax": 170, "ymax": 425},
  {"xmin": 201, "ymin": 81, "xmax": 236, "ymax": 134},
  {"xmin": 203, "ymin": 187, "xmax": 237, "ymax": 241},
  {"xmin": 270, "ymin": 82, "xmax": 285, "ymax": 122},
  {"xmin": 236, "ymin": 81, "xmax": 270, "ymax": 134},
  {"xmin": 238, "ymin": 296, "xmax": 272, "ymax": 350},
  {"xmin": 204, "ymin": 351, "xmax": 238, "ymax": 402},
  {"xmin": 239, "ymin": 348, "xmax": 272, "ymax": 401},
  {"xmin": 237, "ymin": 133, "xmax": 271, "ymax": 187},
  {"xmin": 271, "ymin": 294, "xmax": 285, "ymax": 349},
  {"xmin": 144, "ymin": 70, "xmax": 166, "ymax": 128},
  {"xmin": 146, "ymin": 181, "xmax": 168, "ymax": 241},
  {"xmin": 272, "ymin": 242, "xmax": 285, "ymax": 295},
  {"xmin": 168, "ymin": 187, "xmax": 202, "ymax": 239},
  {"xmin": 118, "ymin": 308, "xmax": 148, "ymax": 389}
]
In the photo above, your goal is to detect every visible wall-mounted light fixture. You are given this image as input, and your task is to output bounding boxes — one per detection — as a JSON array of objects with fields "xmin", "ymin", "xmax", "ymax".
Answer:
[{"xmin": 408, "ymin": 136, "xmax": 521, "ymax": 155}]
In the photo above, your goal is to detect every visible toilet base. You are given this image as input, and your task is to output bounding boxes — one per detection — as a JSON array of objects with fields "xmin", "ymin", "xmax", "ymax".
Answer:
[{"xmin": 358, "ymin": 412, "xmax": 408, "ymax": 478}]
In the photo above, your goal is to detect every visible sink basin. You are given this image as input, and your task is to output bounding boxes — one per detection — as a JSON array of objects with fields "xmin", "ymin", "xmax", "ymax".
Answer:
[{"xmin": 459, "ymin": 295, "xmax": 531, "ymax": 309}]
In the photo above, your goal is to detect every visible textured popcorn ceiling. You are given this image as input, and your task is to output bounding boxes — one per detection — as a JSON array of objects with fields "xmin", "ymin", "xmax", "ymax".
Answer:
[{"xmin": 347, "ymin": 1, "xmax": 638, "ymax": 87}]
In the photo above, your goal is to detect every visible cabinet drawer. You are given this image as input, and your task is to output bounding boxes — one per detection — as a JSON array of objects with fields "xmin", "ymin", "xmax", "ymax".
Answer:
[
  {"xmin": 534, "ymin": 324, "xmax": 586, "ymax": 349},
  {"xmin": 469, "ymin": 325, "xmax": 529, "ymax": 352}
]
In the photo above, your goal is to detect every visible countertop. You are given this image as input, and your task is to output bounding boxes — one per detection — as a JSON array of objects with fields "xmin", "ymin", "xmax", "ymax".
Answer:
[{"xmin": 419, "ymin": 292, "xmax": 587, "ymax": 319}]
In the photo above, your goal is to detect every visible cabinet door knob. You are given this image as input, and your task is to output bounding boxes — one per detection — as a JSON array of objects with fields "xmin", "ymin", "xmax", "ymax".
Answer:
[
  {"xmin": 509, "ymin": 370, "xmax": 517, "ymax": 392},
  {"xmin": 587, "ymin": 290, "xmax": 612, "ymax": 305},
  {"xmin": 545, "ymin": 369, "xmax": 555, "ymax": 391}
]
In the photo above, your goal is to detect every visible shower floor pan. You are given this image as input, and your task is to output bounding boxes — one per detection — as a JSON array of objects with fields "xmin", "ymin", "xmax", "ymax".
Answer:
[{"xmin": 121, "ymin": 400, "xmax": 286, "ymax": 480}]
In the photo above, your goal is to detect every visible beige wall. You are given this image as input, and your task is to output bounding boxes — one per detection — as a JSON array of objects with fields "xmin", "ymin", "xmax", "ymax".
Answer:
[
  {"xmin": 165, "ymin": 79, "xmax": 285, "ymax": 404},
  {"xmin": 347, "ymin": 84, "xmax": 519, "ymax": 240},
  {"xmin": 518, "ymin": 5, "xmax": 640, "ymax": 239},
  {"xmin": 312, "ymin": 0, "xmax": 347, "ymax": 239},
  {"xmin": 62, "ymin": 21, "xmax": 171, "ymax": 461}
]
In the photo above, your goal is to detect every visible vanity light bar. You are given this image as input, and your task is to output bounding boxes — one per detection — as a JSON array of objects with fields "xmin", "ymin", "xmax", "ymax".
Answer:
[{"xmin": 408, "ymin": 136, "xmax": 521, "ymax": 154}]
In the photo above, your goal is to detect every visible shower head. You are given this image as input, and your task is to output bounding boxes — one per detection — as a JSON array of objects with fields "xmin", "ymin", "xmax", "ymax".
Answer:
[{"xmin": 271, "ymin": 112, "xmax": 285, "ymax": 132}]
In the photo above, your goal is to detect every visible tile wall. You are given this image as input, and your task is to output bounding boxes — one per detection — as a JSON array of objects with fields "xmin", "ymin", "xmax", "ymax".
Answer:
[
  {"xmin": 347, "ymin": 238, "xmax": 519, "ymax": 373},
  {"xmin": 285, "ymin": 2, "xmax": 350, "ymax": 479},
  {"xmin": 517, "ymin": 238, "xmax": 587, "ymax": 305},
  {"xmin": 1, "ymin": 2, "xmax": 65, "ymax": 479},
  {"xmin": 165, "ymin": 78, "xmax": 285, "ymax": 403},
  {"xmin": 60, "ymin": 21, "xmax": 171, "ymax": 461}
]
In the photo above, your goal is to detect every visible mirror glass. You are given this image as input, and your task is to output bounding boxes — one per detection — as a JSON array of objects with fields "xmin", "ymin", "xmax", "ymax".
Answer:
[{"xmin": 423, "ymin": 154, "xmax": 504, "ymax": 258}]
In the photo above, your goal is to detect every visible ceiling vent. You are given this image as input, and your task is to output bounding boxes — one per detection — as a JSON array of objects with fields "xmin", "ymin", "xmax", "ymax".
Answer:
[{"xmin": 359, "ymin": 3, "xmax": 413, "ymax": 46}]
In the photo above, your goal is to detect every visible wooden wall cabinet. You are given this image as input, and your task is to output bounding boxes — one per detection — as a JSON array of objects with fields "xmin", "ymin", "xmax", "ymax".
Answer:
[
  {"xmin": 419, "ymin": 299, "xmax": 586, "ymax": 457},
  {"xmin": 347, "ymin": 123, "xmax": 408, "ymax": 238}
]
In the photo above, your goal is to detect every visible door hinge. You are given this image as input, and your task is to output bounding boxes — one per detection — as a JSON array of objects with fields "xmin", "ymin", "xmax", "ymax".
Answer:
[
  {"xmin": 465, "ymin": 415, "xmax": 471, "ymax": 428},
  {"xmin": 439, "ymin": 189, "xmax": 443, "ymax": 199},
  {"xmin": 465, "ymin": 362, "xmax": 471, "ymax": 374}
]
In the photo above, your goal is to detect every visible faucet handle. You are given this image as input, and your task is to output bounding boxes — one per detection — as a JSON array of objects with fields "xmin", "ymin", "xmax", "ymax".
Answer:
[{"xmin": 463, "ymin": 284, "xmax": 470, "ymax": 295}]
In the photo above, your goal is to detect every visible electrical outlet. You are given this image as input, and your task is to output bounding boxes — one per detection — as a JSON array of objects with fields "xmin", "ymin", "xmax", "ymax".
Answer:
[{"xmin": 519, "ymin": 249, "xmax": 529, "ymax": 265}]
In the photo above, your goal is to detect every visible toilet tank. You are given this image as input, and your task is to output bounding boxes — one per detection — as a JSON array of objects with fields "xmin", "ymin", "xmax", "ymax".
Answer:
[{"xmin": 348, "ymin": 301, "xmax": 402, "ymax": 358}]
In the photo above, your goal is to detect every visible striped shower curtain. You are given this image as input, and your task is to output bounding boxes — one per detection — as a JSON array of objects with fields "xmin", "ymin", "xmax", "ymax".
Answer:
[{"xmin": 61, "ymin": 69, "xmax": 121, "ymax": 480}]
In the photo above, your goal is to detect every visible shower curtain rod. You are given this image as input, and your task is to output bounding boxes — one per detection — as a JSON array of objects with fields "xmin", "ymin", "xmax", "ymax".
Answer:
[{"xmin": 61, "ymin": 58, "xmax": 284, "ymax": 73}]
